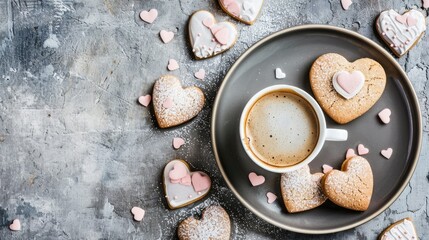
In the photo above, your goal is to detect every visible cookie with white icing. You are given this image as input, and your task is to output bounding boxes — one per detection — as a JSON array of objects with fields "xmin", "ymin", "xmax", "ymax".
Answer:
[
  {"xmin": 219, "ymin": 0, "xmax": 264, "ymax": 25},
  {"xmin": 322, "ymin": 156, "xmax": 373, "ymax": 211},
  {"xmin": 378, "ymin": 218, "xmax": 418, "ymax": 240},
  {"xmin": 152, "ymin": 75, "xmax": 205, "ymax": 128},
  {"xmin": 188, "ymin": 10, "xmax": 238, "ymax": 59},
  {"xmin": 376, "ymin": 9, "xmax": 426, "ymax": 57},
  {"xmin": 163, "ymin": 160, "xmax": 211, "ymax": 209},
  {"xmin": 280, "ymin": 165, "xmax": 327, "ymax": 213},
  {"xmin": 177, "ymin": 205, "xmax": 231, "ymax": 240},
  {"xmin": 310, "ymin": 53, "xmax": 386, "ymax": 124}
]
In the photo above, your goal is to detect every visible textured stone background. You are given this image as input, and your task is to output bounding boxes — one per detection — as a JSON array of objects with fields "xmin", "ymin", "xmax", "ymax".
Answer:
[{"xmin": 0, "ymin": 0, "xmax": 428, "ymax": 239}]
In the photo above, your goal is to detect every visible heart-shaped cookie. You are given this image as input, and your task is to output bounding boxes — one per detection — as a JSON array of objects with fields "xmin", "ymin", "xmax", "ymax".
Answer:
[
  {"xmin": 280, "ymin": 165, "xmax": 327, "ymax": 213},
  {"xmin": 376, "ymin": 9, "xmax": 426, "ymax": 57},
  {"xmin": 310, "ymin": 53, "xmax": 386, "ymax": 124},
  {"xmin": 379, "ymin": 218, "xmax": 418, "ymax": 240},
  {"xmin": 218, "ymin": 0, "xmax": 264, "ymax": 25},
  {"xmin": 322, "ymin": 156, "xmax": 373, "ymax": 211},
  {"xmin": 163, "ymin": 160, "xmax": 211, "ymax": 209},
  {"xmin": 152, "ymin": 75, "xmax": 205, "ymax": 128},
  {"xmin": 188, "ymin": 10, "xmax": 238, "ymax": 60},
  {"xmin": 177, "ymin": 205, "xmax": 231, "ymax": 240}
]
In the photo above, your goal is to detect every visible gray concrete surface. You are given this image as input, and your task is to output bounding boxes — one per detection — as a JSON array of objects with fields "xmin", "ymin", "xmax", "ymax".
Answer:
[{"xmin": 0, "ymin": 0, "xmax": 428, "ymax": 239}]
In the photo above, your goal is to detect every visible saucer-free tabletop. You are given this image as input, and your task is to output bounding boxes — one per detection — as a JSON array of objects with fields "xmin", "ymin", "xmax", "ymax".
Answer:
[{"xmin": 0, "ymin": 0, "xmax": 428, "ymax": 239}]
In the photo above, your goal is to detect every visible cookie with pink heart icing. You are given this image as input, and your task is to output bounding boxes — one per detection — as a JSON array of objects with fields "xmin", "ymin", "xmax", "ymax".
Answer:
[
  {"xmin": 310, "ymin": 53, "xmax": 386, "ymax": 124},
  {"xmin": 188, "ymin": 10, "xmax": 238, "ymax": 59},
  {"xmin": 152, "ymin": 75, "xmax": 205, "ymax": 128},
  {"xmin": 219, "ymin": 0, "xmax": 264, "ymax": 25},
  {"xmin": 376, "ymin": 9, "xmax": 426, "ymax": 57},
  {"xmin": 378, "ymin": 218, "xmax": 418, "ymax": 240},
  {"xmin": 163, "ymin": 159, "xmax": 211, "ymax": 209}
]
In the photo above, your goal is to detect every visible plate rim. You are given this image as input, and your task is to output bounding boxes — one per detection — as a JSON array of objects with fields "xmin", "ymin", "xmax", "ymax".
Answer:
[{"xmin": 210, "ymin": 24, "xmax": 422, "ymax": 234}]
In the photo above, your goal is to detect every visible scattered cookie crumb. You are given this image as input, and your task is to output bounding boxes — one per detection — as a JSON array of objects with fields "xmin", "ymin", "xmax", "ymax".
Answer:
[
  {"xmin": 138, "ymin": 95, "xmax": 151, "ymax": 107},
  {"xmin": 131, "ymin": 207, "xmax": 145, "ymax": 222},
  {"xmin": 381, "ymin": 148, "xmax": 393, "ymax": 159},
  {"xmin": 358, "ymin": 144, "xmax": 369, "ymax": 155},
  {"xmin": 248, "ymin": 172, "xmax": 265, "ymax": 186},
  {"xmin": 266, "ymin": 192, "xmax": 277, "ymax": 204},
  {"xmin": 173, "ymin": 137, "xmax": 185, "ymax": 149},
  {"xmin": 275, "ymin": 68, "xmax": 286, "ymax": 79}
]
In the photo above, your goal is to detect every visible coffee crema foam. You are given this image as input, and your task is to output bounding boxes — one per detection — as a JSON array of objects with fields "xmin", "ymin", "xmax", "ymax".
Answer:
[{"xmin": 245, "ymin": 91, "xmax": 319, "ymax": 167}]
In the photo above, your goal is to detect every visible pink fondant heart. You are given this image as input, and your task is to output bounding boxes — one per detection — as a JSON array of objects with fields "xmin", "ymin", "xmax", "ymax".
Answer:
[
  {"xmin": 169, "ymin": 162, "xmax": 188, "ymax": 181},
  {"xmin": 214, "ymin": 27, "xmax": 230, "ymax": 45},
  {"xmin": 140, "ymin": 9, "xmax": 158, "ymax": 23},
  {"xmin": 407, "ymin": 16, "xmax": 417, "ymax": 26},
  {"xmin": 180, "ymin": 174, "xmax": 192, "ymax": 186},
  {"xmin": 163, "ymin": 97, "xmax": 173, "ymax": 109},
  {"xmin": 160, "ymin": 30, "xmax": 174, "ymax": 43},
  {"xmin": 9, "ymin": 219, "xmax": 21, "ymax": 231},
  {"xmin": 131, "ymin": 207, "xmax": 145, "ymax": 221},
  {"xmin": 358, "ymin": 144, "xmax": 369, "ymax": 155},
  {"xmin": 194, "ymin": 69, "xmax": 205, "ymax": 80},
  {"xmin": 167, "ymin": 59, "xmax": 179, "ymax": 71},
  {"xmin": 191, "ymin": 172, "xmax": 211, "ymax": 192},
  {"xmin": 202, "ymin": 18, "xmax": 214, "ymax": 28},
  {"xmin": 381, "ymin": 148, "xmax": 393, "ymax": 159},
  {"xmin": 138, "ymin": 95, "xmax": 151, "ymax": 107},
  {"xmin": 322, "ymin": 164, "xmax": 333, "ymax": 174},
  {"xmin": 395, "ymin": 14, "xmax": 408, "ymax": 24},
  {"xmin": 248, "ymin": 172, "xmax": 265, "ymax": 186},
  {"xmin": 378, "ymin": 108, "xmax": 391, "ymax": 124},
  {"xmin": 346, "ymin": 148, "xmax": 357, "ymax": 159},
  {"xmin": 341, "ymin": 0, "xmax": 353, "ymax": 10},
  {"xmin": 337, "ymin": 71, "xmax": 365, "ymax": 94},
  {"xmin": 225, "ymin": 2, "xmax": 240, "ymax": 16},
  {"xmin": 266, "ymin": 192, "xmax": 277, "ymax": 204},
  {"xmin": 173, "ymin": 137, "xmax": 185, "ymax": 149}
]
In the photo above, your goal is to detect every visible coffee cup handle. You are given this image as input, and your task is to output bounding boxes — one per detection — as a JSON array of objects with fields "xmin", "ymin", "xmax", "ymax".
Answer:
[{"xmin": 325, "ymin": 129, "xmax": 348, "ymax": 141}]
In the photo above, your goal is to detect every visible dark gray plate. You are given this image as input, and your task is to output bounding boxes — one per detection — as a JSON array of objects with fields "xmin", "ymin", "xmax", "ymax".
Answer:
[{"xmin": 211, "ymin": 25, "xmax": 422, "ymax": 234}]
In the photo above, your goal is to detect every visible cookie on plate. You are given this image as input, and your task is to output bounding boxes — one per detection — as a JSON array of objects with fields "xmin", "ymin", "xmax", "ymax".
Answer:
[
  {"xmin": 163, "ymin": 160, "xmax": 211, "ymax": 209},
  {"xmin": 322, "ymin": 156, "xmax": 373, "ymax": 211},
  {"xmin": 177, "ymin": 205, "xmax": 231, "ymax": 240},
  {"xmin": 188, "ymin": 10, "xmax": 238, "ymax": 59},
  {"xmin": 152, "ymin": 75, "xmax": 205, "ymax": 128},
  {"xmin": 280, "ymin": 165, "xmax": 327, "ymax": 213},
  {"xmin": 378, "ymin": 217, "xmax": 418, "ymax": 240},
  {"xmin": 310, "ymin": 53, "xmax": 386, "ymax": 124},
  {"xmin": 218, "ymin": 0, "xmax": 264, "ymax": 25},
  {"xmin": 376, "ymin": 9, "xmax": 426, "ymax": 57}
]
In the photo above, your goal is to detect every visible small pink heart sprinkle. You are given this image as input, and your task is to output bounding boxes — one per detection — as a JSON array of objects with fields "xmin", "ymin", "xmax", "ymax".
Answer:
[
  {"xmin": 167, "ymin": 59, "xmax": 179, "ymax": 71},
  {"xmin": 322, "ymin": 164, "xmax": 333, "ymax": 174},
  {"xmin": 138, "ymin": 95, "xmax": 151, "ymax": 107},
  {"xmin": 378, "ymin": 108, "xmax": 391, "ymax": 124},
  {"xmin": 341, "ymin": 0, "xmax": 352, "ymax": 10},
  {"xmin": 131, "ymin": 207, "xmax": 145, "ymax": 222},
  {"xmin": 163, "ymin": 97, "xmax": 173, "ymax": 109},
  {"xmin": 202, "ymin": 18, "xmax": 214, "ymax": 28},
  {"xmin": 160, "ymin": 30, "xmax": 174, "ymax": 43},
  {"xmin": 381, "ymin": 148, "xmax": 393, "ymax": 159},
  {"xmin": 194, "ymin": 69, "xmax": 205, "ymax": 80},
  {"xmin": 346, "ymin": 148, "xmax": 357, "ymax": 159},
  {"xmin": 248, "ymin": 172, "xmax": 265, "ymax": 186},
  {"xmin": 358, "ymin": 144, "xmax": 369, "ymax": 155},
  {"xmin": 191, "ymin": 172, "xmax": 211, "ymax": 192},
  {"xmin": 407, "ymin": 16, "xmax": 417, "ymax": 27},
  {"xmin": 266, "ymin": 192, "xmax": 277, "ymax": 204},
  {"xmin": 173, "ymin": 137, "xmax": 185, "ymax": 149},
  {"xmin": 395, "ymin": 14, "xmax": 408, "ymax": 24},
  {"xmin": 424, "ymin": 0, "xmax": 429, "ymax": 9},
  {"xmin": 9, "ymin": 219, "xmax": 21, "ymax": 231},
  {"xmin": 139, "ymin": 9, "xmax": 158, "ymax": 23}
]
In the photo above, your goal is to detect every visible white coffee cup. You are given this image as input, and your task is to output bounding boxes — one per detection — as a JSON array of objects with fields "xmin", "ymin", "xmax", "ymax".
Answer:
[{"xmin": 239, "ymin": 85, "xmax": 348, "ymax": 173}]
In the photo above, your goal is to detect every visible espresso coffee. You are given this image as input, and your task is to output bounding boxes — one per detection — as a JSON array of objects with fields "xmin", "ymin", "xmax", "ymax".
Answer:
[{"xmin": 244, "ymin": 91, "xmax": 319, "ymax": 167}]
